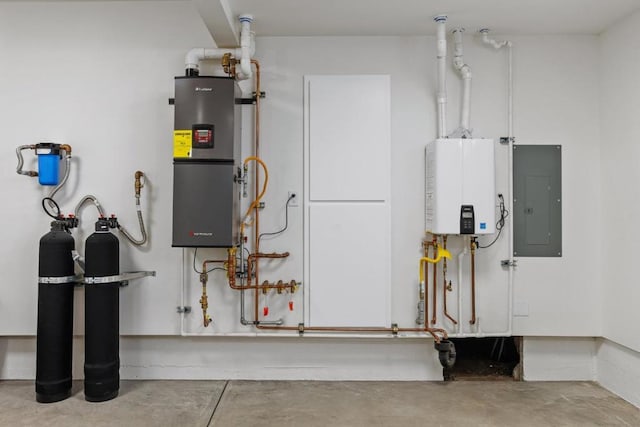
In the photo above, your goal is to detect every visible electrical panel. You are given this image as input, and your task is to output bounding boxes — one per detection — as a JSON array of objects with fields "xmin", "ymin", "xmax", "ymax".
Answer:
[
  {"xmin": 426, "ymin": 138, "xmax": 495, "ymax": 235},
  {"xmin": 172, "ymin": 76, "xmax": 241, "ymax": 248},
  {"xmin": 513, "ymin": 145, "xmax": 562, "ymax": 257}
]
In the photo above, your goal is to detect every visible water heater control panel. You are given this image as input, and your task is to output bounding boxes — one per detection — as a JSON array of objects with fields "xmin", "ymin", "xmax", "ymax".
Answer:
[
  {"xmin": 460, "ymin": 205, "xmax": 475, "ymax": 234},
  {"xmin": 192, "ymin": 124, "xmax": 214, "ymax": 149}
]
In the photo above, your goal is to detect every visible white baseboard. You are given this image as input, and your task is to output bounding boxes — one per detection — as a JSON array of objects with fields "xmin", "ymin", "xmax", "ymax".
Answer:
[
  {"xmin": 0, "ymin": 336, "xmax": 445, "ymax": 381},
  {"xmin": 596, "ymin": 338, "xmax": 640, "ymax": 407},
  {"xmin": 522, "ymin": 337, "xmax": 596, "ymax": 381}
]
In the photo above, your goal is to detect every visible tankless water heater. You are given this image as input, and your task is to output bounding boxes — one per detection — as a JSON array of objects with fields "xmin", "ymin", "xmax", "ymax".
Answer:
[{"xmin": 426, "ymin": 138, "xmax": 495, "ymax": 235}]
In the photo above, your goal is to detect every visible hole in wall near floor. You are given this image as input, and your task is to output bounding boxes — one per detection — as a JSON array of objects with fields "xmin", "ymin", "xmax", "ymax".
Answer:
[{"xmin": 444, "ymin": 336, "xmax": 522, "ymax": 381}]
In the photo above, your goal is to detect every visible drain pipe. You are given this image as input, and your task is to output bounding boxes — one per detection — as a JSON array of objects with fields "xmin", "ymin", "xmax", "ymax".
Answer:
[
  {"xmin": 184, "ymin": 15, "xmax": 255, "ymax": 79},
  {"xmin": 452, "ymin": 28, "xmax": 472, "ymax": 137},
  {"xmin": 434, "ymin": 15, "xmax": 448, "ymax": 139}
]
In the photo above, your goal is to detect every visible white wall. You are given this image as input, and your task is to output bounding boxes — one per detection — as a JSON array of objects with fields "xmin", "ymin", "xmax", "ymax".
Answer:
[
  {"xmin": 0, "ymin": 1, "xmax": 604, "ymax": 380},
  {"xmin": 600, "ymin": 10, "xmax": 640, "ymax": 353},
  {"xmin": 597, "ymin": 9, "xmax": 640, "ymax": 407},
  {"xmin": 0, "ymin": 1, "xmax": 214, "ymax": 336}
]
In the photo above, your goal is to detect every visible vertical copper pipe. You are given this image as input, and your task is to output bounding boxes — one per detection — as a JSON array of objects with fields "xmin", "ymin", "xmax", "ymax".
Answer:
[
  {"xmin": 469, "ymin": 238, "xmax": 477, "ymax": 325},
  {"xmin": 423, "ymin": 241, "xmax": 430, "ymax": 326},
  {"xmin": 442, "ymin": 235, "xmax": 458, "ymax": 325},
  {"xmin": 431, "ymin": 235, "xmax": 438, "ymax": 325}
]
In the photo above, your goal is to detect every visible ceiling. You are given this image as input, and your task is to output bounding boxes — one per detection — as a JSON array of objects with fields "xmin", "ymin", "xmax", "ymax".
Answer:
[
  {"xmin": 226, "ymin": 0, "xmax": 639, "ymax": 37},
  {"xmin": 6, "ymin": 0, "xmax": 640, "ymax": 44}
]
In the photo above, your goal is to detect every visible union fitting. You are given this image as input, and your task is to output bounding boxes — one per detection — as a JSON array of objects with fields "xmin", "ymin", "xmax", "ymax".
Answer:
[{"xmin": 134, "ymin": 171, "xmax": 144, "ymax": 197}]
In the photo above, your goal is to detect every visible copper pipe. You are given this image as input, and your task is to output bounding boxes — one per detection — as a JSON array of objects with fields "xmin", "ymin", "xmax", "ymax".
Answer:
[
  {"xmin": 198, "ymin": 258, "xmax": 227, "ymax": 327},
  {"xmin": 245, "ymin": 252, "xmax": 290, "ymax": 291},
  {"xmin": 469, "ymin": 238, "xmax": 477, "ymax": 325},
  {"xmin": 229, "ymin": 280, "xmax": 297, "ymax": 292},
  {"xmin": 199, "ymin": 274, "xmax": 211, "ymax": 327},
  {"xmin": 59, "ymin": 144, "xmax": 72, "ymax": 154},
  {"xmin": 442, "ymin": 235, "xmax": 458, "ymax": 325},
  {"xmin": 248, "ymin": 252, "xmax": 290, "ymax": 278},
  {"xmin": 255, "ymin": 324, "xmax": 448, "ymax": 342},
  {"xmin": 227, "ymin": 248, "xmax": 237, "ymax": 288},
  {"xmin": 431, "ymin": 235, "xmax": 438, "ymax": 325},
  {"xmin": 421, "ymin": 240, "xmax": 434, "ymax": 326}
]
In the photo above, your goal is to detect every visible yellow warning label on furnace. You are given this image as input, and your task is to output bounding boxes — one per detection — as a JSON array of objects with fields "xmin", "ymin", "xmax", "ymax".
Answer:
[{"xmin": 173, "ymin": 130, "xmax": 192, "ymax": 158}]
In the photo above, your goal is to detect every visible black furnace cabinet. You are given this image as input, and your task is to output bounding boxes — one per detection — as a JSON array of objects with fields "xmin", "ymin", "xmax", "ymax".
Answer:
[{"xmin": 172, "ymin": 76, "xmax": 241, "ymax": 247}]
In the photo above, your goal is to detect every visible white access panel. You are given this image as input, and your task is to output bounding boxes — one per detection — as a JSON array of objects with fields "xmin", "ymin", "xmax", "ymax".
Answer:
[
  {"xmin": 308, "ymin": 75, "xmax": 390, "ymax": 201},
  {"xmin": 304, "ymin": 75, "xmax": 391, "ymax": 328},
  {"xmin": 426, "ymin": 138, "xmax": 495, "ymax": 235},
  {"xmin": 308, "ymin": 204, "xmax": 390, "ymax": 327}
]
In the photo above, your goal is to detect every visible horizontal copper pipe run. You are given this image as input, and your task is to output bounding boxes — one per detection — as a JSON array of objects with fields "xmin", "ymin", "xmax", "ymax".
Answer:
[
  {"xmin": 229, "ymin": 281, "xmax": 297, "ymax": 292},
  {"xmin": 246, "ymin": 252, "xmax": 290, "ymax": 289},
  {"xmin": 255, "ymin": 324, "xmax": 448, "ymax": 342}
]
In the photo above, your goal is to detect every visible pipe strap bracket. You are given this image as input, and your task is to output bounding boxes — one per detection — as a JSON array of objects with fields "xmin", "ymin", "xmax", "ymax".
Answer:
[
  {"xmin": 84, "ymin": 270, "xmax": 156, "ymax": 285},
  {"xmin": 38, "ymin": 275, "xmax": 81, "ymax": 285}
]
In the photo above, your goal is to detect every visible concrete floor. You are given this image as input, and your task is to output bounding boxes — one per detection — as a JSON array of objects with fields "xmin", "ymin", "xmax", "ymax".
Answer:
[{"xmin": 1, "ymin": 380, "xmax": 638, "ymax": 427}]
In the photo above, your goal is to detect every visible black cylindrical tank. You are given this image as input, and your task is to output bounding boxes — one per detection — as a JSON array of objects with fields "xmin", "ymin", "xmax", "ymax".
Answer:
[
  {"xmin": 84, "ymin": 218, "xmax": 120, "ymax": 402},
  {"xmin": 36, "ymin": 221, "xmax": 75, "ymax": 403}
]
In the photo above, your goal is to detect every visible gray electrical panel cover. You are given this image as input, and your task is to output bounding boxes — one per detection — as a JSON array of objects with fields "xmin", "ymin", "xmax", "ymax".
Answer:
[
  {"xmin": 172, "ymin": 76, "xmax": 241, "ymax": 248},
  {"xmin": 513, "ymin": 145, "xmax": 562, "ymax": 257}
]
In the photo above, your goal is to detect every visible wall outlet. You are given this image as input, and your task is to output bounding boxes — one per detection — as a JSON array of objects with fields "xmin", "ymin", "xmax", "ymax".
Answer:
[{"xmin": 288, "ymin": 191, "xmax": 299, "ymax": 207}]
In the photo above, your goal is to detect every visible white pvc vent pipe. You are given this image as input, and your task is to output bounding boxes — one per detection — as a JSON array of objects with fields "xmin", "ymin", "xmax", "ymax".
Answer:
[
  {"xmin": 452, "ymin": 28, "xmax": 472, "ymax": 137},
  {"xmin": 434, "ymin": 15, "xmax": 448, "ymax": 139},
  {"xmin": 185, "ymin": 14, "xmax": 255, "ymax": 80}
]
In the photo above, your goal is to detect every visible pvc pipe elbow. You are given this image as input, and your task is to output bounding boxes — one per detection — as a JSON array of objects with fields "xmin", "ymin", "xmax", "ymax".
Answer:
[
  {"xmin": 480, "ymin": 31, "xmax": 510, "ymax": 49},
  {"xmin": 461, "ymin": 65, "xmax": 472, "ymax": 79},
  {"xmin": 185, "ymin": 48, "xmax": 205, "ymax": 72}
]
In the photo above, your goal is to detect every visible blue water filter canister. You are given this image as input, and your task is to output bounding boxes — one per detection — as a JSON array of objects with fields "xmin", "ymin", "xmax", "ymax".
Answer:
[
  {"xmin": 35, "ymin": 143, "xmax": 61, "ymax": 186},
  {"xmin": 38, "ymin": 155, "xmax": 60, "ymax": 186}
]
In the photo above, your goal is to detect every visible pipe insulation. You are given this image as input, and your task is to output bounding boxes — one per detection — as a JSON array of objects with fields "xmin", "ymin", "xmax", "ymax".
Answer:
[
  {"xmin": 452, "ymin": 28, "xmax": 472, "ymax": 136},
  {"xmin": 434, "ymin": 16, "xmax": 448, "ymax": 139}
]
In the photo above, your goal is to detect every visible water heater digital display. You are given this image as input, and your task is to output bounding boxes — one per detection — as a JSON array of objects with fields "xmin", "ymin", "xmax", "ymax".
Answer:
[{"xmin": 192, "ymin": 125, "xmax": 214, "ymax": 148}]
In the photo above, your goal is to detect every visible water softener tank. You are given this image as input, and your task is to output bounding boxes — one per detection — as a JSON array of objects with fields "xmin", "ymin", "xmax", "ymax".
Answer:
[
  {"xmin": 84, "ymin": 217, "xmax": 121, "ymax": 402},
  {"xmin": 36, "ymin": 220, "xmax": 75, "ymax": 403}
]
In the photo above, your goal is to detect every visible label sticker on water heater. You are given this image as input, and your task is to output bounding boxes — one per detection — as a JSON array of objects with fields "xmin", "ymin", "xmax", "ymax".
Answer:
[{"xmin": 173, "ymin": 130, "xmax": 192, "ymax": 158}]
